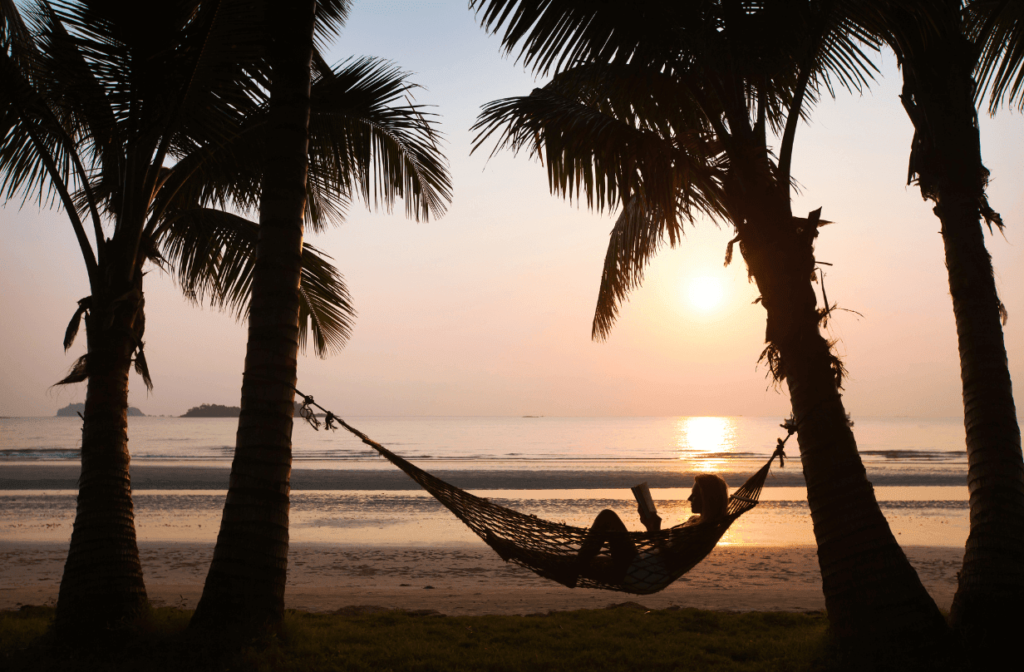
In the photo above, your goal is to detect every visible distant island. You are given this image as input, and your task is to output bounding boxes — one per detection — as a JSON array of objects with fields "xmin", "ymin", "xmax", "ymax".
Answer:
[
  {"xmin": 57, "ymin": 403, "xmax": 145, "ymax": 417},
  {"xmin": 181, "ymin": 403, "xmax": 240, "ymax": 417},
  {"xmin": 182, "ymin": 402, "xmax": 311, "ymax": 418}
]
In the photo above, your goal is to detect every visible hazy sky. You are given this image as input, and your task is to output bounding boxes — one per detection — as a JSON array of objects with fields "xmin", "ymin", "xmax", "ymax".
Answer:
[{"xmin": 2, "ymin": 1, "xmax": 1023, "ymax": 419}]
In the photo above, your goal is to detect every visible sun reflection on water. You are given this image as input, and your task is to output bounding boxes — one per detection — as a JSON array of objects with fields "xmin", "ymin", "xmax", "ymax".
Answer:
[{"xmin": 676, "ymin": 417, "xmax": 736, "ymax": 472}]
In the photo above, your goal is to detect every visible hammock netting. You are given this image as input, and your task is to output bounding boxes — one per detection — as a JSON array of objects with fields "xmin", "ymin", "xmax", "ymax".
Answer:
[{"xmin": 303, "ymin": 395, "xmax": 785, "ymax": 596}]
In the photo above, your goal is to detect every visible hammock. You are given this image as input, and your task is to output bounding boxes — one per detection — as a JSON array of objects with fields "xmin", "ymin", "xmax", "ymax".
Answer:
[{"xmin": 297, "ymin": 393, "xmax": 787, "ymax": 595}]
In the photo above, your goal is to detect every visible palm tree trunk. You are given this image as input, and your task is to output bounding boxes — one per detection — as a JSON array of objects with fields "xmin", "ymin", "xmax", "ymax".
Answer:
[
  {"xmin": 893, "ymin": 8, "xmax": 1024, "ymax": 645},
  {"xmin": 55, "ymin": 284, "xmax": 148, "ymax": 635},
  {"xmin": 192, "ymin": 0, "xmax": 315, "ymax": 632},
  {"xmin": 939, "ymin": 193, "xmax": 1024, "ymax": 637},
  {"xmin": 740, "ymin": 203, "xmax": 951, "ymax": 660}
]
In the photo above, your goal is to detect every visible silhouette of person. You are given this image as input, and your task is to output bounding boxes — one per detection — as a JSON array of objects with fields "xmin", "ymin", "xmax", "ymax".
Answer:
[{"xmin": 569, "ymin": 473, "xmax": 729, "ymax": 589}]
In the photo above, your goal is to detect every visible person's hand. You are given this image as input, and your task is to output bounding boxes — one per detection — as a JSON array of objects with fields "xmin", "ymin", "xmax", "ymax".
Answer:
[{"xmin": 638, "ymin": 506, "xmax": 662, "ymax": 533}]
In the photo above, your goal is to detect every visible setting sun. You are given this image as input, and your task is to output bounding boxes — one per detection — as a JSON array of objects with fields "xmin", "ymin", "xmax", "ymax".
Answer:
[{"xmin": 688, "ymin": 276, "xmax": 724, "ymax": 311}]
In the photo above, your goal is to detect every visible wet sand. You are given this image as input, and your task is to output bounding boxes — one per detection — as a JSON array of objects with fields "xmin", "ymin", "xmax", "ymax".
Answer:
[
  {"xmin": 0, "ymin": 542, "xmax": 961, "ymax": 615},
  {"xmin": 0, "ymin": 464, "xmax": 969, "ymax": 615},
  {"xmin": 0, "ymin": 463, "xmax": 968, "ymax": 490}
]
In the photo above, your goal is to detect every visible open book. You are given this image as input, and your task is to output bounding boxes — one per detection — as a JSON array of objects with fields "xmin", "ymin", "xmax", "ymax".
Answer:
[{"xmin": 631, "ymin": 482, "xmax": 658, "ymax": 520}]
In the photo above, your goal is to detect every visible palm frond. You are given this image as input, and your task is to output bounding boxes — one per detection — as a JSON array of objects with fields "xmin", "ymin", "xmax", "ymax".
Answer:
[
  {"xmin": 151, "ymin": 55, "xmax": 452, "ymax": 235},
  {"xmin": 592, "ymin": 197, "xmax": 669, "ymax": 341},
  {"xmin": 0, "ymin": 10, "xmax": 100, "ymax": 276},
  {"xmin": 971, "ymin": 0, "xmax": 1024, "ymax": 113},
  {"xmin": 134, "ymin": 345, "xmax": 152, "ymax": 391},
  {"xmin": 313, "ymin": 0, "xmax": 352, "ymax": 52},
  {"xmin": 298, "ymin": 244, "xmax": 354, "ymax": 357},
  {"xmin": 55, "ymin": 353, "xmax": 88, "ymax": 386},
  {"xmin": 0, "ymin": 0, "xmax": 32, "ymax": 56},
  {"xmin": 471, "ymin": 0, "xmax": 685, "ymax": 76},
  {"xmin": 308, "ymin": 56, "xmax": 452, "ymax": 225},
  {"xmin": 473, "ymin": 71, "xmax": 727, "ymax": 229},
  {"xmin": 157, "ymin": 207, "xmax": 355, "ymax": 357},
  {"xmin": 157, "ymin": 208, "xmax": 257, "ymax": 315},
  {"xmin": 63, "ymin": 296, "xmax": 89, "ymax": 351}
]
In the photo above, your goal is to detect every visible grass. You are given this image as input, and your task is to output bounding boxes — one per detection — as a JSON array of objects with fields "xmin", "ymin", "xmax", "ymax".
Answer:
[{"xmin": 0, "ymin": 604, "xmax": 836, "ymax": 672}]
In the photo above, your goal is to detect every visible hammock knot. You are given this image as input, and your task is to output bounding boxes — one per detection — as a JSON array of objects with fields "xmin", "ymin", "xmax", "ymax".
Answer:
[
  {"xmin": 773, "ymin": 439, "xmax": 787, "ymax": 468},
  {"xmin": 299, "ymin": 395, "xmax": 321, "ymax": 430},
  {"xmin": 324, "ymin": 411, "xmax": 338, "ymax": 431},
  {"xmin": 773, "ymin": 416, "xmax": 797, "ymax": 468}
]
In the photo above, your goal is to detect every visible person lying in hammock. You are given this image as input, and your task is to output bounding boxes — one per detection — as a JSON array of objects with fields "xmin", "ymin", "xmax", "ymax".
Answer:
[{"xmin": 566, "ymin": 473, "xmax": 729, "ymax": 591}]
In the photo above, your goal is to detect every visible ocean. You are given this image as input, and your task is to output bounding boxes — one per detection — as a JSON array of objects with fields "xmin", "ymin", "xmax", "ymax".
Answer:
[
  {"xmin": 0, "ymin": 415, "xmax": 973, "ymax": 548},
  {"xmin": 0, "ymin": 414, "xmax": 969, "ymax": 468}
]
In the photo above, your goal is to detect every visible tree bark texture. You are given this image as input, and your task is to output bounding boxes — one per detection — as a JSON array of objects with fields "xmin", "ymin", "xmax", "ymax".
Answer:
[
  {"xmin": 192, "ymin": 0, "xmax": 315, "ymax": 631},
  {"xmin": 738, "ymin": 200, "xmax": 950, "ymax": 660},
  {"xmin": 894, "ymin": 6, "xmax": 1024, "ymax": 643},
  {"xmin": 941, "ymin": 193, "xmax": 1024, "ymax": 635},
  {"xmin": 55, "ymin": 281, "xmax": 148, "ymax": 635}
]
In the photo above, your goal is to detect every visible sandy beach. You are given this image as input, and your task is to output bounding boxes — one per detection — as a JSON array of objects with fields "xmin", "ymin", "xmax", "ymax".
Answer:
[
  {"xmin": 0, "ymin": 456, "xmax": 970, "ymax": 616},
  {"xmin": 0, "ymin": 434, "xmax": 970, "ymax": 617},
  {"xmin": 0, "ymin": 541, "xmax": 961, "ymax": 615}
]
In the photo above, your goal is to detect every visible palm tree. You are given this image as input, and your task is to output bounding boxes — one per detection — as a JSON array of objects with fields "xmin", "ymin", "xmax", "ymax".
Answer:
[
  {"xmin": 471, "ymin": 0, "xmax": 950, "ymax": 657},
  {"xmin": 866, "ymin": 0, "xmax": 1024, "ymax": 651},
  {"xmin": 0, "ymin": 0, "xmax": 260, "ymax": 633},
  {"xmin": 0, "ymin": 0, "xmax": 418, "ymax": 634},
  {"xmin": 191, "ymin": 0, "xmax": 452, "ymax": 632}
]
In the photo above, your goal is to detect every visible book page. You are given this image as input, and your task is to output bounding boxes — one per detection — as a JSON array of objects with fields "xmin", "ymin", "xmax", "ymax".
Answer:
[{"xmin": 631, "ymin": 482, "xmax": 657, "ymax": 516}]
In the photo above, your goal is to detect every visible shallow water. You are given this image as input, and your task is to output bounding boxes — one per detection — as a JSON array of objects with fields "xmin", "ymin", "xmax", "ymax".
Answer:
[
  {"xmin": 0, "ymin": 415, "xmax": 968, "ymax": 468},
  {"xmin": 0, "ymin": 485, "xmax": 970, "ymax": 548},
  {"xmin": 0, "ymin": 416, "xmax": 974, "ymax": 549}
]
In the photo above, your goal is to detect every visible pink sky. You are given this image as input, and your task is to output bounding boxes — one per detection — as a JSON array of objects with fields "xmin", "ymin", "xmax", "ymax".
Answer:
[{"xmin": 1, "ymin": 2, "xmax": 1022, "ymax": 419}]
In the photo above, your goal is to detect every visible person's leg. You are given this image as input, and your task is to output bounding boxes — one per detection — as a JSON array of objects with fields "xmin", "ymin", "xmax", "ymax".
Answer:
[{"xmin": 578, "ymin": 509, "xmax": 637, "ymax": 568}]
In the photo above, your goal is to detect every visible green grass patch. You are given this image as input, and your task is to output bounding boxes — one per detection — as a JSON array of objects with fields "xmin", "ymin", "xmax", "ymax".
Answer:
[{"xmin": 1, "ymin": 605, "xmax": 834, "ymax": 672}]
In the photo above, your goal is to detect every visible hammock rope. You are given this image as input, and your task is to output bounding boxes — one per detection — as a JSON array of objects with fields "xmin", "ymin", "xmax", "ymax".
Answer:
[{"xmin": 295, "ymin": 389, "xmax": 791, "ymax": 595}]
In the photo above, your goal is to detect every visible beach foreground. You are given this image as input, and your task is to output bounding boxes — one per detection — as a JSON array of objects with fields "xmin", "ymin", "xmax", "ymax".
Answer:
[{"xmin": 1, "ymin": 542, "xmax": 960, "ymax": 615}]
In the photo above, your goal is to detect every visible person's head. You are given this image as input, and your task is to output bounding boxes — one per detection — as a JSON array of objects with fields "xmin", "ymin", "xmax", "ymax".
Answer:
[{"xmin": 688, "ymin": 473, "xmax": 729, "ymax": 521}]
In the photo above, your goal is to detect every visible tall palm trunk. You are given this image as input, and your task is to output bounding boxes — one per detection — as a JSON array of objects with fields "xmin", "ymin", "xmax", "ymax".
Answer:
[
  {"xmin": 894, "ymin": 4, "xmax": 1024, "ymax": 643},
  {"xmin": 738, "ymin": 192, "xmax": 950, "ymax": 657},
  {"xmin": 192, "ymin": 0, "xmax": 316, "ymax": 631},
  {"xmin": 942, "ymin": 192, "xmax": 1024, "ymax": 633},
  {"xmin": 55, "ymin": 275, "xmax": 148, "ymax": 635}
]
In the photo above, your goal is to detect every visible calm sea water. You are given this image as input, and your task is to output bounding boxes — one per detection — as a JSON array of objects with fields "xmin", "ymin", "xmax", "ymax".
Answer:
[
  {"xmin": 1, "ymin": 414, "xmax": 968, "ymax": 469},
  {"xmin": 0, "ymin": 416, "xmax": 976, "ymax": 547}
]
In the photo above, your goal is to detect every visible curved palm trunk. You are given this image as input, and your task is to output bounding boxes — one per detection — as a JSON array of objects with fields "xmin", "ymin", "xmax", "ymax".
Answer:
[
  {"xmin": 739, "ymin": 197, "xmax": 950, "ymax": 658},
  {"xmin": 942, "ymin": 192, "xmax": 1024, "ymax": 635},
  {"xmin": 192, "ymin": 0, "xmax": 315, "ymax": 632},
  {"xmin": 894, "ymin": 10, "xmax": 1024, "ymax": 645},
  {"xmin": 55, "ymin": 280, "xmax": 148, "ymax": 635}
]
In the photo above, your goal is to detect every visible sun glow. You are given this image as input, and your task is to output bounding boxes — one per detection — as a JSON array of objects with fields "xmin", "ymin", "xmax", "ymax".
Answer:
[
  {"xmin": 676, "ymin": 416, "xmax": 735, "ymax": 472},
  {"xmin": 688, "ymin": 276, "xmax": 724, "ymax": 311}
]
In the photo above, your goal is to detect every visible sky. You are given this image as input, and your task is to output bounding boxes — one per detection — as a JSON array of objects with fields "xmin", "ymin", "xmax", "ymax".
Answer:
[{"xmin": 2, "ymin": 0, "xmax": 1023, "ymax": 419}]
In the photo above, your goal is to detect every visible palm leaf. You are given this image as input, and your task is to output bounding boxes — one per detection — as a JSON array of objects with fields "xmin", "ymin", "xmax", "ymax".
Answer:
[
  {"xmin": 297, "ymin": 243, "xmax": 354, "ymax": 358},
  {"xmin": 592, "ymin": 197, "xmax": 669, "ymax": 341},
  {"xmin": 0, "ymin": 5, "xmax": 101, "ymax": 276},
  {"xmin": 971, "ymin": 0, "xmax": 1024, "ymax": 112},
  {"xmin": 63, "ymin": 296, "xmax": 89, "ymax": 351},
  {"xmin": 156, "ymin": 208, "xmax": 355, "ymax": 357},
  {"xmin": 471, "ymin": 0, "xmax": 685, "ymax": 76},
  {"xmin": 313, "ymin": 0, "xmax": 352, "ymax": 52},
  {"xmin": 308, "ymin": 55, "xmax": 452, "ymax": 225},
  {"xmin": 473, "ymin": 71, "xmax": 727, "ymax": 227},
  {"xmin": 150, "ymin": 55, "xmax": 452, "ymax": 236}
]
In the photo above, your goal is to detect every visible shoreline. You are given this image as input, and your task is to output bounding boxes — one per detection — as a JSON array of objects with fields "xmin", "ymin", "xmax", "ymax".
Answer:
[
  {"xmin": 0, "ymin": 464, "xmax": 967, "ymax": 490},
  {"xmin": 0, "ymin": 542, "xmax": 961, "ymax": 616}
]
